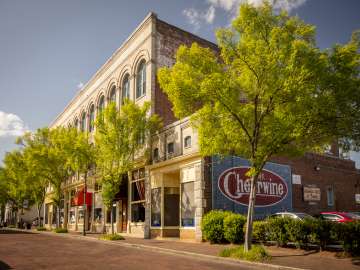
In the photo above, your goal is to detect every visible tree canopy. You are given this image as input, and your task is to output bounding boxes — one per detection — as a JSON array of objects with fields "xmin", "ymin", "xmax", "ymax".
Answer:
[{"xmin": 158, "ymin": 3, "xmax": 360, "ymax": 250}]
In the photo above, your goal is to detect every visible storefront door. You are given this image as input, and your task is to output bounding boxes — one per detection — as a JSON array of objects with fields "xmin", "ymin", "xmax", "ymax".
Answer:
[{"xmin": 121, "ymin": 200, "xmax": 127, "ymax": 232}]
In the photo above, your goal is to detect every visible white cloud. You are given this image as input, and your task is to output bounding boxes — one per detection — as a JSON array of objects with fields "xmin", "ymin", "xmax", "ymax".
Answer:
[
  {"xmin": 183, "ymin": 5, "xmax": 216, "ymax": 31},
  {"xmin": 77, "ymin": 81, "xmax": 84, "ymax": 89},
  {"xmin": 0, "ymin": 111, "xmax": 29, "ymax": 138},
  {"xmin": 184, "ymin": 0, "xmax": 308, "ymax": 30}
]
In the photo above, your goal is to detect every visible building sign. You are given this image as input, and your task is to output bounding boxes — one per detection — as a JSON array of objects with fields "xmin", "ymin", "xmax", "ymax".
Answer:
[
  {"xmin": 303, "ymin": 186, "xmax": 321, "ymax": 201},
  {"xmin": 292, "ymin": 174, "xmax": 301, "ymax": 185},
  {"xmin": 212, "ymin": 156, "xmax": 292, "ymax": 219},
  {"xmin": 218, "ymin": 167, "xmax": 288, "ymax": 207},
  {"xmin": 355, "ymin": 194, "xmax": 360, "ymax": 204}
]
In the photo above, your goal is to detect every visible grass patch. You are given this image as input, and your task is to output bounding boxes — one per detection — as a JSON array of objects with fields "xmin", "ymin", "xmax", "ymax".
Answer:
[
  {"xmin": 53, "ymin": 228, "xmax": 68, "ymax": 233},
  {"xmin": 219, "ymin": 244, "xmax": 271, "ymax": 262},
  {"xmin": 99, "ymin": 234, "xmax": 125, "ymax": 241},
  {"xmin": 36, "ymin": 227, "xmax": 47, "ymax": 231}
]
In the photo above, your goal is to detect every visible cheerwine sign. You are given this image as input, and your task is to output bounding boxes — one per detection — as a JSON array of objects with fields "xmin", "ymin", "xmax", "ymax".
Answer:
[{"xmin": 218, "ymin": 167, "xmax": 288, "ymax": 207}]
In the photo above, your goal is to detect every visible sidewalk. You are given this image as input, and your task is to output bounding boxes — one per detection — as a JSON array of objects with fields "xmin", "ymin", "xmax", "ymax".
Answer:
[{"xmin": 5, "ymin": 228, "xmax": 360, "ymax": 270}]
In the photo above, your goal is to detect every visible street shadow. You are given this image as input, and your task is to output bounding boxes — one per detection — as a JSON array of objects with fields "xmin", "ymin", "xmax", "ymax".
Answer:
[
  {"xmin": 0, "ymin": 229, "xmax": 32, "ymax": 234},
  {"xmin": 351, "ymin": 257, "xmax": 360, "ymax": 266},
  {"xmin": 0, "ymin": 261, "xmax": 12, "ymax": 270},
  {"xmin": 271, "ymin": 250, "xmax": 319, "ymax": 258}
]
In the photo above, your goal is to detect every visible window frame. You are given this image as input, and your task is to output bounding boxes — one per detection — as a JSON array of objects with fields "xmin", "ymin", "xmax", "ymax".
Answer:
[
  {"xmin": 136, "ymin": 60, "xmax": 146, "ymax": 99},
  {"xmin": 130, "ymin": 168, "xmax": 146, "ymax": 223},
  {"xmin": 184, "ymin": 136, "xmax": 192, "ymax": 148}
]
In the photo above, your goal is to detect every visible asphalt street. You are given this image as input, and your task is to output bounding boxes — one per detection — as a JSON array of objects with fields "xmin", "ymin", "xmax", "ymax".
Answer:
[{"xmin": 0, "ymin": 230, "xmax": 252, "ymax": 270}]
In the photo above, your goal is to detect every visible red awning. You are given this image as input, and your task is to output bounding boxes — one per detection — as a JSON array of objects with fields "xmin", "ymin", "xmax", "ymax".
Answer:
[{"xmin": 72, "ymin": 188, "xmax": 92, "ymax": 206}]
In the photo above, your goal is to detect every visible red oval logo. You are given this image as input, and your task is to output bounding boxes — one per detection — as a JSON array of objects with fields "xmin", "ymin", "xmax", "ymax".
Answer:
[{"xmin": 218, "ymin": 167, "xmax": 288, "ymax": 207}]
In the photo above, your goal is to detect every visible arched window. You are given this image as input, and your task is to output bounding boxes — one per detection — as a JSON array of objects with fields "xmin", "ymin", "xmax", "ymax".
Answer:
[
  {"xmin": 153, "ymin": 148, "xmax": 159, "ymax": 161},
  {"xmin": 109, "ymin": 86, "xmax": 116, "ymax": 104},
  {"xmin": 89, "ymin": 105, "xmax": 95, "ymax": 132},
  {"xmin": 74, "ymin": 118, "xmax": 79, "ymax": 130},
  {"xmin": 81, "ymin": 112, "xmax": 86, "ymax": 132},
  {"xmin": 122, "ymin": 74, "xmax": 130, "ymax": 103},
  {"xmin": 98, "ymin": 95, "xmax": 105, "ymax": 114},
  {"xmin": 136, "ymin": 60, "xmax": 146, "ymax": 98}
]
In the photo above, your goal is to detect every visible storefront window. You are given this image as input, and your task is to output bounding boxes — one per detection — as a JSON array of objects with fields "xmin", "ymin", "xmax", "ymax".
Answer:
[
  {"xmin": 69, "ymin": 208, "xmax": 76, "ymax": 224},
  {"xmin": 78, "ymin": 208, "xmax": 84, "ymax": 224},
  {"xmin": 131, "ymin": 168, "xmax": 146, "ymax": 222},
  {"xmin": 151, "ymin": 188, "xmax": 161, "ymax": 226},
  {"xmin": 164, "ymin": 187, "xmax": 179, "ymax": 226},
  {"xmin": 94, "ymin": 208, "xmax": 102, "ymax": 224},
  {"xmin": 181, "ymin": 182, "xmax": 195, "ymax": 227},
  {"xmin": 106, "ymin": 206, "xmax": 116, "ymax": 224}
]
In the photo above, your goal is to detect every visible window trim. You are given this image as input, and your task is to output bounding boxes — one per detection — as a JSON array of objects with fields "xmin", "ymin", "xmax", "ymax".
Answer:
[{"xmin": 184, "ymin": 136, "xmax": 192, "ymax": 148}]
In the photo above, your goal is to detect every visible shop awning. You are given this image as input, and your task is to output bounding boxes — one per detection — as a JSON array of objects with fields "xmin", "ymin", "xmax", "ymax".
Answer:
[{"xmin": 72, "ymin": 188, "xmax": 92, "ymax": 206}]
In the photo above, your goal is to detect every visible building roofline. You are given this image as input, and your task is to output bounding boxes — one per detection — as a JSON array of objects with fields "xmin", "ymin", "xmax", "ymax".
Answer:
[{"xmin": 50, "ymin": 12, "xmax": 158, "ymax": 127}]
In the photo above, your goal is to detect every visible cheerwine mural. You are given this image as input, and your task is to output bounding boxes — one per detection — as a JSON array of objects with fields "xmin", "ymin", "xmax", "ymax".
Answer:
[
  {"xmin": 218, "ymin": 167, "xmax": 288, "ymax": 207},
  {"xmin": 212, "ymin": 156, "xmax": 292, "ymax": 216}
]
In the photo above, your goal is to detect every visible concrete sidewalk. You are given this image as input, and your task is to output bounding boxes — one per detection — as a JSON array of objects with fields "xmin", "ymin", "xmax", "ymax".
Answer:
[{"xmin": 5, "ymin": 228, "xmax": 360, "ymax": 270}]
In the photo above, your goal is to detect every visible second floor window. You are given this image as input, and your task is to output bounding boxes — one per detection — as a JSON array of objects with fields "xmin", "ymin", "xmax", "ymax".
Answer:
[
  {"xmin": 89, "ymin": 105, "xmax": 95, "ymax": 132},
  {"xmin": 109, "ymin": 86, "xmax": 116, "ymax": 104},
  {"xmin": 136, "ymin": 60, "xmax": 146, "ymax": 98},
  {"xmin": 153, "ymin": 148, "xmax": 159, "ymax": 160},
  {"xmin": 81, "ymin": 112, "xmax": 86, "ymax": 132},
  {"xmin": 122, "ymin": 74, "xmax": 130, "ymax": 103},
  {"xmin": 167, "ymin": 142, "xmax": 174, "ymax": 155},
  {"xmin": 184, "ymin": 136, "xmax": 192, "ymax": 148}
]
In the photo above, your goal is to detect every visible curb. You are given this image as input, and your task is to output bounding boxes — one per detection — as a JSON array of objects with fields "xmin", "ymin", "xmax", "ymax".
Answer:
[{"xmin": 3, "ymin": 228, "xmax": 308, "ymax": 270}]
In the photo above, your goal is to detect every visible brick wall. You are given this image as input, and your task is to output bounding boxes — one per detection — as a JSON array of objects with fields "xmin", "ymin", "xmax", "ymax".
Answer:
[
  {"xmin": 154, "ymin": 19, "xmax": 219, "ymax": 126},
  {"xmin": 271, "ymin": 153, "xmax": 360, "ymax": 214}
]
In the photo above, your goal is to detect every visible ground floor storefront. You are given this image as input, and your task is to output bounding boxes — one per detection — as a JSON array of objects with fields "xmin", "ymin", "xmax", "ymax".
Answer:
[{"xmin": 44, "ymin": 152, "xmax": 360, "ymax": 240}]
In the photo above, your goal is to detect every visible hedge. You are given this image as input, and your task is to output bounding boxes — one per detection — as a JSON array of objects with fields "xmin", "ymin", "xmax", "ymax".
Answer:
[{"xmin": 201, "ymin": 210, "xmax": 360, "ymax": 255}]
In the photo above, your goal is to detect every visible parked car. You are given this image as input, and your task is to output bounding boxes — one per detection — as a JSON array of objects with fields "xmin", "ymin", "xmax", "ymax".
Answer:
[
  {"xmin": 319, "ymin": 212, "xmax": 356, "ymax": 223},
  {"xmin": 268, "ymin": 212, "xmax": 314, "ymax": 220}
]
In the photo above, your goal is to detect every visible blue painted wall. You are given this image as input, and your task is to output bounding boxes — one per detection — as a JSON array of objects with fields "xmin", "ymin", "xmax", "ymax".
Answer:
[{"xmin": 212, "ymin": 156, "xmax": 293, "ymax": 219}]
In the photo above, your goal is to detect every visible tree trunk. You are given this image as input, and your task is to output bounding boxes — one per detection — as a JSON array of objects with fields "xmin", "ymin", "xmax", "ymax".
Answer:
[
  {"xmin": 56, "ymin": 205, "xmax": 60, "ymax": 229},
  {"xmin": 37, "ymin": 204, "xmax": 42, "ymax": 227},
  {"xmin": 111, "ymin": 205, "xmax": 114, "ymax": 235},
  {"xmin": 244, "ymin": 175, "xmax": 258, "ymax": 252}
]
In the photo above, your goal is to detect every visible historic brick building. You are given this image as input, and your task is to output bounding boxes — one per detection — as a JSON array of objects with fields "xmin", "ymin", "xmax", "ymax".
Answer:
[{"xmin": 46, "ymin": 12, "xmax": 360, "ymax": 241}]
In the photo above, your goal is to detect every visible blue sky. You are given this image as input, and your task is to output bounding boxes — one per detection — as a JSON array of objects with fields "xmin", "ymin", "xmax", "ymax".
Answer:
[{"xmin": 0, "ymin": 0, "xmax": 359, "ymax": 163}]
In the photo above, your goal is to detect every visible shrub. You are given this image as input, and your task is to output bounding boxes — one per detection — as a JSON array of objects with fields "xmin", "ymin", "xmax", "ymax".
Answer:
[
  {"xmin": 267, "ymin": 217, "xmax": 292, "ymax": 247},
  {"xmin": 339, "ymin": 221, "xmax": 360, "ymax": 256},
  {"xmin": 99, "ymin": 234, "xmax": 125, "ymax": 241},
  {"xmin": 219, "ymin": 244, "xmax": 271, "ymax": 262},
  {"xmin": 7, "ymin": 225, "xmax": 16, "ymax": 228},
  {"xmin": 285, "ymin": 219, "xmax": 307, "ymax": 248},
  {"xmin": 251, "ymin": 221, "xmax": 268, "ymax": 243},
  {"xmin": 224, "ymin": 213, "xmax": 246, "ymax": 243},
  {"xmin": 303, "ymin": 218, "xmax": 333, "ymax": 251},
  {"xmin": 36, "ymin": 227, "xmax": 47, "ymax": 231},
  {"xmin": 53, "ymin": 228, "xmax": 68, "ymax": 233},
  {"xmin": 201, "ymin": 210, "xmax": 230, "ymax": 243}
]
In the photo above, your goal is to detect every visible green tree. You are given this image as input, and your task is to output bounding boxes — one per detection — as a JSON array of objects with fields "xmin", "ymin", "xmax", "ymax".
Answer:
[
  {"xmin": 0, "ymin": 167, "xmax": 9, "ymax": 222},
  {"xmin": 158, "ymin": 3, "xmax": 360, "ymax": 251},
  {"xmin": 66, "ymin": 128, "xmax": 95, "ymax": 235},
  {"xmin": 95, "ymin": 101, "xmax": 160, "ymax": 234},
  {"xmin": 2, "ymin": 151, "xmax": 33, "ymax": 227}
]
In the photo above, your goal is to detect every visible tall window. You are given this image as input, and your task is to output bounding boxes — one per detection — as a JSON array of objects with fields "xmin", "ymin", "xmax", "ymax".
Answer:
[
  {"xmin": 327, "ymin": 186, "xmax": 334, "ymax": 206},
  {"xmin": 136, "ymin": 60, "xmax": 146, "ymax": 98},
  {"xmin": 98, "ymin": 95, "xmax": 105, "ymax": 114},
  {"xmin": 74, "ymin": 118, "xmax": 79, "ymax": 130},
  {"xmin": 131, "ymin": 168, "xmax": 145, "ymax": 222},
  {"xmin": 109, "ymin": 86, "xmax": 116, "ymax": 104},
  {"xmin": 89, "ymin": 105, "xmax": 95, "ymax": 132},
  {"xmin": 122, "ymin": 74, "xmax": 130, "ymax": 103},
  {"xmin": 81, "ymin": 112, "xmax": 86, "ymax": 132}
]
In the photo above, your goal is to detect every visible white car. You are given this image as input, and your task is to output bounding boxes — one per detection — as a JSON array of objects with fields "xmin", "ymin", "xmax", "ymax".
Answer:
[{"xmin": 269, "ymin": 212, "xmax": 314, "ymax": 220}]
